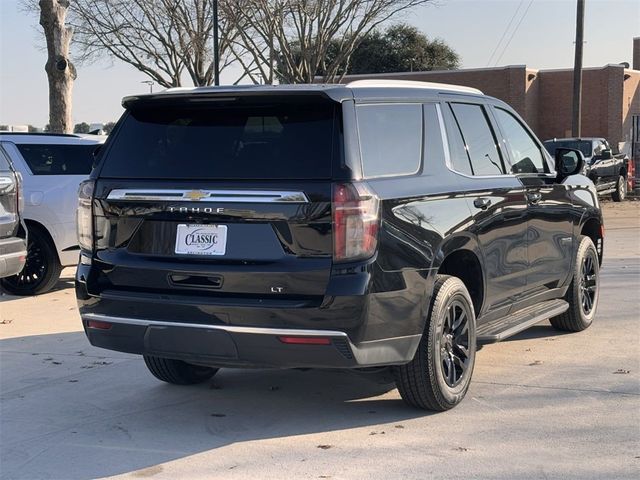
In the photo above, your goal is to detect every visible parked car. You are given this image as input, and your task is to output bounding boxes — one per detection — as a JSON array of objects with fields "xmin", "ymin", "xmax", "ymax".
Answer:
[
  {"xmin": 0, "ymin": 147, "xmax": 27, "ymax": 279},
  {"xmin": 76, "ymin": 81, "xmax": 603, "ymax": 411},
  {"xmin": 543, "ymin": 137, "xmax": 629, "ymax": 201},
  {"xmin": 0, "ymin": 133, "xmax": 104, "ymax": 295}
]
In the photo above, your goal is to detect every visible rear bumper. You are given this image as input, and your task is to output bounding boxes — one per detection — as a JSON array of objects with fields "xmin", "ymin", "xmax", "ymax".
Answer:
[
  {"xmin": 0, "ymin": 237, "xmax": 27, "ymax": 278},
  {"xmin": 75, "ymin": 254, "xmax": 426, "ymax": 368},
  {"xmin": 80, "ymin": 312, "xmax": 420, "ymax": 369}
]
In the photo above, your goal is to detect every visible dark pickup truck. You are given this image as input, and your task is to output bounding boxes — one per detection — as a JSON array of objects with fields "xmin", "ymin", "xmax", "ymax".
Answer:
[{"xmin": 544, "ymin": 137, "xmax": 630, "ymax": 201}]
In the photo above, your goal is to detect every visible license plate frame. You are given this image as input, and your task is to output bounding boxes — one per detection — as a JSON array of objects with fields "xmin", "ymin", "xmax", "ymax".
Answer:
[{"xmin": 175, "ymin": 224, "xmax": 227, "ymax": 256}]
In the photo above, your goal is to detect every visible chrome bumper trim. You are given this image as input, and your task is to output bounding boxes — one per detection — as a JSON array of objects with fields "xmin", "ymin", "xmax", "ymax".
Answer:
[{"xmin": 81, "ymin": 313, "xmax": 348, "ymax": 338}]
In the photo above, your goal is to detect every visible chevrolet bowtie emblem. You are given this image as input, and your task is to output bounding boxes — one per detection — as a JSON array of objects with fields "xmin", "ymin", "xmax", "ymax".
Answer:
[{"xmin": 184, "ymin": 190, "xmax": 209, "ymax": 201}]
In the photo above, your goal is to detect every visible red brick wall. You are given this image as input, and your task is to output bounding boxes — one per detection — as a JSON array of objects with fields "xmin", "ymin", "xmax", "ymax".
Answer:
[{"xmin": 537, "ymin": 66, "xmax": 625, "ymax": 143}]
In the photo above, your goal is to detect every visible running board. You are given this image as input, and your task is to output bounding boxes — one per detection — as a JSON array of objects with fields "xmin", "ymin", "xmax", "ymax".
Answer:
[{"xmin": 477, "ymin": 299, "xmax": 569, "ymax": 344}]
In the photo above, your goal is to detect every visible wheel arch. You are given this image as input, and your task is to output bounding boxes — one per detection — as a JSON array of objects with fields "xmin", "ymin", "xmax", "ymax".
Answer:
[
  {"xmin": 431, "ymin": 235, "xmax": 485, "ymax": 319},
  {"xmin": 23, "ymin": 219, "xmax": 61, "ymax": 264},
  {"xmin": 580, "ymin": 216, "xmax": 603, "ymax": 265}
]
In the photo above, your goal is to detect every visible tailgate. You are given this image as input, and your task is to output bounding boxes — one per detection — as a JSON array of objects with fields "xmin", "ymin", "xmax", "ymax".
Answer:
[{"xmin": 90, "ymin": 180, "xmax": 333, "ymax": 299}]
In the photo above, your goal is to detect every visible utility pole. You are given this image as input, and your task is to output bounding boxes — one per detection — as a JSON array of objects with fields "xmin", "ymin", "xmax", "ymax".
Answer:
[
  {"xmin": 213, "ymin": 0, "xmax": 220, "ymax": 86},
  {"xmin": 572, "ymin": 0, "xmax": 585, "ymax": 137}
]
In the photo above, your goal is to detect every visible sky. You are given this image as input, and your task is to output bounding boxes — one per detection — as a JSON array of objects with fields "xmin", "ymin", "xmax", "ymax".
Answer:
[{"xmin": 0, "ymin": 0, "xmax": 638, "ymax": 128}]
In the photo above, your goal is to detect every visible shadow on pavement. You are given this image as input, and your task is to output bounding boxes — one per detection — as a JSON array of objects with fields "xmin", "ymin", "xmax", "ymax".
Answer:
[
  {"xmin": 0, "ymin": 275, "xmax": 75, "ymax": 300},
  {"xmin": 502, "ymin": 324, "xmax": 572, "ymax": 343},
  {"xmin": 0, "ymin": 331, "xmax": 426, "ymax": 480}
]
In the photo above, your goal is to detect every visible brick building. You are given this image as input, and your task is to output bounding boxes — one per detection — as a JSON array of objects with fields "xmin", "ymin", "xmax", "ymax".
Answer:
[{"xmin": 340, "ymin": 39, "xmax": 640, "ymax": 149}]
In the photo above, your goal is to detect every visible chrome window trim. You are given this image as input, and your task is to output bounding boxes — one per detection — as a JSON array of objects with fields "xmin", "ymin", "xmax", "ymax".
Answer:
[
  {"xmin": 106, "ymin": 189, "xmax": 310, "ymax": 203},
  {"xmin": 82, "ymin": 313, "xmax": 349, "ymax": 338}
]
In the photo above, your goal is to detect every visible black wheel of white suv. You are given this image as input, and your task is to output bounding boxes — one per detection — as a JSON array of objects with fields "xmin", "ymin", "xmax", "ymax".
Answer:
[
  {"xmin": 611, "ymin": 175, "xmax": 626, "ymax": 202},
  {"xmin": 143, "ymin": 355, "xmax": 219, "ymax": 385},
  {"xmin": 550, "ymin": 236, "xmax": 599, "ymax": 332},
  {"xmin": 394, "ymin": 275, "xmax": 476, "ymax": 411},
  {"xmin": 0, "ymin": 225, "xmax": 62, "ymax": 296}
]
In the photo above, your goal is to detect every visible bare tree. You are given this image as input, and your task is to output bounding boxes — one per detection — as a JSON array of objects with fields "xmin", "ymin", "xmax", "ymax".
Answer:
[
  {"xmin": 39, "ymin": 0, "xmax": 75, "ymax": 134},
  {"xmin": 69, "ymin": 0, "xmax": 238, "ymax": 88},
  {"xmin": 224, "ymin": 0, "xmax": 434, "ymax": 84}
]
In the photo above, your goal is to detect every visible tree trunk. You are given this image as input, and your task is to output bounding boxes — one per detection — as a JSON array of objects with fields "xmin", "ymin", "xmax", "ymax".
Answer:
[{"xmin": 39, "ymin": 0, "xmax": 75, "ymax": 134}]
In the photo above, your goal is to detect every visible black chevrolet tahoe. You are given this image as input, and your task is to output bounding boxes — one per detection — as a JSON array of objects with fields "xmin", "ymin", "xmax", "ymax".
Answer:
[{"xmin": 76, "ymin": 80, "xmax": 604, "ymax": 411}]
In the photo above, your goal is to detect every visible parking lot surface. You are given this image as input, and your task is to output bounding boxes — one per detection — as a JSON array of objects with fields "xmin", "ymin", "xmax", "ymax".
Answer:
[{"xmin": 1, "ymin": 201, "xmax": 638, "ymax": 480}]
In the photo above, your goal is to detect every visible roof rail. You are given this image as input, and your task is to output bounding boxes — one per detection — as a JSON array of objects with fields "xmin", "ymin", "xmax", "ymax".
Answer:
[{"xmin": 346, "ymin": 79, "xmax": 483, "ymax": 95}]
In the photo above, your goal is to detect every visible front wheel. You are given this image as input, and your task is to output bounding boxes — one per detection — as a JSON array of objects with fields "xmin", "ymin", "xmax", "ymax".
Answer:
[
  {"xmin": 143, "ymin": 356, "xmax": 219, "ymax": 385},
  {"xmin": 394, "ymin": 275, "xmax": 476, "ymax": 411},
  {"xmin": 612, "ymin": 175, "xmax": 626, "ymax": 202},
  {"xmin": 550, "ymin": 236, "xmax": 599, "ymax": 332}
]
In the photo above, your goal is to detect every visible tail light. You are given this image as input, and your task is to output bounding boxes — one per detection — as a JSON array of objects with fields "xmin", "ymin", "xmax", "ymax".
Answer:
[
  {"xmin": 77, "ymin": 180, "xmax": 94, "ymax": 251},
  {"xmin": 332, "ymin": 183, "xmax": 380, "ymax": 262}
]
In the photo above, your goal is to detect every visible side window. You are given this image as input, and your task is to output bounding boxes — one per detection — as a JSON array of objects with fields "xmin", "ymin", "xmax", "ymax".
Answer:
[
  {"xmin": 449, "ymin": 103, "xmax": 505, "ymax": 176},
  {"xmin": 356, "ymin": 103, "xmax": 422, "ymax": 178},
  {"xmin": 593, "ymin": 141, "xmax": 607, "ymax": 157},
  {"xmin": 16, "ymin": 144, "xmax": 96, "ymax": 175},
  {"xmin": 494, "ymin": 108, "xmax": 547, "ymax": 174},
  {"xmin": 441, "ymin": 103, "xmax": 473, "ymax": 175}
]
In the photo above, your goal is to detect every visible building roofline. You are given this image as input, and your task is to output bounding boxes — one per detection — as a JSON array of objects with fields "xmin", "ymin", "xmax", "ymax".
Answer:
[
  {"xmin": 337, "ymin": 65, "xmax": 528, "ymax": 80},
  {"xmin": 538, "ymin": 64, "xmax": 630, "ymax": 73}
]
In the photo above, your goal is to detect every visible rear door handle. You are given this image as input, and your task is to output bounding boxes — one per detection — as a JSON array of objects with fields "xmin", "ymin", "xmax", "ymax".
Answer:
[
  {"xmin": 526, "ymin": 192, "xmax": 542, "ymax": 204},
  {"xmin": 473, "ymin": 197, "xmax": 492, "ymax": 210}
]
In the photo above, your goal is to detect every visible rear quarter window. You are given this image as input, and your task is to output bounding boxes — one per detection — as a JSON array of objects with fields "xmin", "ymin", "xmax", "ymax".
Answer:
[
  {"xmin": 16, "ymin": 144, "xmax": 96, "ymax": 175},
  {"xmin": 356, "ymin": 103, "xmax": 423, "ymax": 178}
]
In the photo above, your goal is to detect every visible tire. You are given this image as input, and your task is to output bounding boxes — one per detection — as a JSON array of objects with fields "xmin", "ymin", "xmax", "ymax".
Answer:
[
  {"xmin": 0, "ymin": 225, "xmax": 62, "ymax": 295},
  {"xmin": 612, "ymin": 175, "xmax": 626, "ymax": 202},
  {"xmin": 550, "ymin": 236, "xmax": 599, "ymax": 332},
  {"xmin": 143, "ymin": 355, "xmax": 219, "ymax": 385},
  {"xmin": 394, "ymin": 275, "xmax": 476, "ymax": 411}
]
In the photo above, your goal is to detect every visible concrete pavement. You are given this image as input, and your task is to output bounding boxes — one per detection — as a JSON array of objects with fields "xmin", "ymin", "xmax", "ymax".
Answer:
[{"xmin": 1, "ymin": 202, "xmax": 638, "ymax": 480}]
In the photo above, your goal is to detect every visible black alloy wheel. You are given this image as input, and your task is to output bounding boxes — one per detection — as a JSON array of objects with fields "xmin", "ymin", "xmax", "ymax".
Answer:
[
  {"xmin": 394, "ymin": 275, "xmax": 477, "ymax": 411},
  {"xmin": 550, "ymin": 235, "xmax": 599, "ymax": 332},
  {"xmin": 0, "ymin": 227, "xmax": 62, "ymax": 295},
  {"xmin": 439, "ymin": 299, "xmax": 472, "ymax": 388},
  {"xmin": 579, "ymin": 253, "xmax": 597, "ymax": 315}
]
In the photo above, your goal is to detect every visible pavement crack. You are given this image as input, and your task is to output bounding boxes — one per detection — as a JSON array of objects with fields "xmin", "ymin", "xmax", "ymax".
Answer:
[{"xmin": 474, "ymin": 380, "xmax": 639, "ymax": 396}]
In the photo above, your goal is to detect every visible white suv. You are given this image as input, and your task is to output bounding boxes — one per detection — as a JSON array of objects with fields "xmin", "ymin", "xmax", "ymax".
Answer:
[{"xmin": 0, "ymin": 133, "xmax": 105, "ymax": 295}]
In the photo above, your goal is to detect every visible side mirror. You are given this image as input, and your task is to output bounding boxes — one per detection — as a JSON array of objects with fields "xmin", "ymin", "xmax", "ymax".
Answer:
[
  {"xmin": 555, "ymin": 148, "xmax": 584, "ymax": 180},
  {"xmin": 600, "ymin": 149, "xmax": 613, "ymax": 160}
]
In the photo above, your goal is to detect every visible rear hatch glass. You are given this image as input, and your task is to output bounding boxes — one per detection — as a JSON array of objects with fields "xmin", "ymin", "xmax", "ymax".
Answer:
[{"xmin": 100, "ymin": 99, "xmax": 337, "ymax": 180}]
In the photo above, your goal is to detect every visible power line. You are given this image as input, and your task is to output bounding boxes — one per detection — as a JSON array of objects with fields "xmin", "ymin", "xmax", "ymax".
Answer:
[
  {"xmin": 494, "ymin": 0, "xmax": 535, "ymax": 67},
  {"xmin": 486, "ymin": 0, "xmax": 525, "ymax": 67}
]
